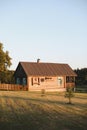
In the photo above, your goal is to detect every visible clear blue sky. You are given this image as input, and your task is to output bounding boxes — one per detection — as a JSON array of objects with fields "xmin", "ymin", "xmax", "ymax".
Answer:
[{"xmin": 0, "ymin": 0, "xmax": 87, "ymax": 70}]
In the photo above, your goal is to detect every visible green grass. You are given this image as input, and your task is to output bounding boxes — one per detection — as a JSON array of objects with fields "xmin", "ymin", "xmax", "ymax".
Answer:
[{"xmin": 0, "ymin": 91, "xmax": 87, "ymax": 130}]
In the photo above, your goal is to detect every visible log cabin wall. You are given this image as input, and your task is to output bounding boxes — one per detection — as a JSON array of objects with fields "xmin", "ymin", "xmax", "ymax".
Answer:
[{"xmin": 28, "ymin": 76, "xmax": 66, "ymax": 91}]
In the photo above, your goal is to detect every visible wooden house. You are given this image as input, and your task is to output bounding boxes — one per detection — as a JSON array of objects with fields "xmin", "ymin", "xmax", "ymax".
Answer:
[{"xmin": 14, "ymin": 60, "xmax": 77, "ymax": 91}]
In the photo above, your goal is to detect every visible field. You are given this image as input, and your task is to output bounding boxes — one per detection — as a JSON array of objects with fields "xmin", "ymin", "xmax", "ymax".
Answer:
[{"xmin": 0, "ymin": 91, "xmax": 87, "ymax": 130}]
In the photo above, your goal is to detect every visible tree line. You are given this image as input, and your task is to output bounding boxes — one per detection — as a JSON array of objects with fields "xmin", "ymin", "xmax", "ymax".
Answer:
[
  {"xmin": 0, "ymin": 43, "xmax": 87, "ymax": 86},
  {"xmin": 74, "ymin": 68, "xmax": 87, "ymax": 87}
]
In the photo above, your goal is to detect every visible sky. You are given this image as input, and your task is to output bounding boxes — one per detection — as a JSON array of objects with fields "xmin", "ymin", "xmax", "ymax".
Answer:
[{"xmin": 0, "ymin": 0, "xmax": 87, "ymax": 70}]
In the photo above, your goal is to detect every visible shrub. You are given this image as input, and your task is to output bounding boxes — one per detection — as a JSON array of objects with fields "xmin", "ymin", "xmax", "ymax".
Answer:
[
  {"xmin": 41, "ymin": 89, "xmax": 46, "ymax": 96},
  {"xmin": 65, "ymin": 87, "xmax": 74, "ymax": 104}
]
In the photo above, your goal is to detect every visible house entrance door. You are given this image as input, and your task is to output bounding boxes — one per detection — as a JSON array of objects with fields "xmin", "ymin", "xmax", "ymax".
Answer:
[{"xmin": 58, "ymin": 77, "xmax": 64, "ymax": 87}]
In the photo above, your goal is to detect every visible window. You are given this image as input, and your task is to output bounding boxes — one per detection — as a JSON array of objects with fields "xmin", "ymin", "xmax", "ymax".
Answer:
[
  {"xmin": 22, "ymin": 78, "xmax": 27, "ymax": 85},
  {"xmin": 57, "ymin": 77, "xmax": 64, "ymax": 87},
  {"xmin": 31, "ymin": 77, "xmax": 40, "ymax": 85},
  {"xmin": 58, "ymin": 78, "xmax": 62, "ymax": 85},
  {"xmin": 58, "ymin": 77, "xmax": 63, "ymax": 86},
  {"xmin": 16, "ymin": 78, "xmax": 20, "ymax": 84},
  {"xmin": 35, "ymin": 78, "xmax": 37, "ymax": 81}
]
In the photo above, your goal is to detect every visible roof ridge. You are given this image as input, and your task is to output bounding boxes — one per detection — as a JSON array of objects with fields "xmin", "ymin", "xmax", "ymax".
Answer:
[{"xmin": 20, "ymin": 61, "xmax": 68, "ymax": 65}]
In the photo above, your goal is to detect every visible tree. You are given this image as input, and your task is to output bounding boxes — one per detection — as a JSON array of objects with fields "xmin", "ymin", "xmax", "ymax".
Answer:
[
  {"xmin": 74, "ymin": 68, "xmax": 87, "ymax": 86},
  {"xmin": 65, "ymin": 87, "xmax": 74, "ymax": 104},
  {"xmin": 0, "ymin": 43, "xmax": 12, "ymax": 83}
]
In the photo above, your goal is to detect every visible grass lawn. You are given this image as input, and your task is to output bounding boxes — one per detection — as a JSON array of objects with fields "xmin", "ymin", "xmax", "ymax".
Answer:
[{"xmin": 0, "ymin": 91, "xmax": 87, "ymax": 130}]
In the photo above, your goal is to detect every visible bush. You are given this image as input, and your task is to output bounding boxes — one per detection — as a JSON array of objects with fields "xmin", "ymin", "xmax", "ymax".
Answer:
[
  {"xmin": 41, "ymin": 89, "xmax": 46, "ymax": 96},
  {"xmin": 65, "ymin": 87, "xmax": 74, "ymax": 104}
]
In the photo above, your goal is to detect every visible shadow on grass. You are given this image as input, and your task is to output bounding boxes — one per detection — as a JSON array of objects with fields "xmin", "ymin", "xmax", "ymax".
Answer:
[
  {"xmin": 0, "ymin": 94, "xmax": 67, "ymax": 105},
  {"xmin": 0, "ymin": 93, "xmax": 87, "ymax": 130},
  {"xmin": 0, "ymin": 93, "xmax": 86, "ymax": 109}
]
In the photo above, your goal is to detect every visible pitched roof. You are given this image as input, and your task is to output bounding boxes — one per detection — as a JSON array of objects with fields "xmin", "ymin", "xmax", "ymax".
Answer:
[{"xmin": 19, "ymin": 62, "xmax": 77, "ymax": 76}]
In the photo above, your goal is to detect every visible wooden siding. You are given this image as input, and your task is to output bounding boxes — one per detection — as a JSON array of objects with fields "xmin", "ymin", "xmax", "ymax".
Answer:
[
  {"xmin": 27, "ymin": 76, "xmax": 66, "ymax": 91},
  {"xmin": 29, "ymin": 86, "xmax": 66, "ymax": 92},
  {"xmin": 28, "ymin": 76, "xmax": 75, "ymax": 91}
]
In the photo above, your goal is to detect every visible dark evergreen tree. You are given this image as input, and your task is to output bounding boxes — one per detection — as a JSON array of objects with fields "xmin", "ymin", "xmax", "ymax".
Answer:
[{"xmin": 74, "ymin": 68, "xmax": 87, "ymax": 87}]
